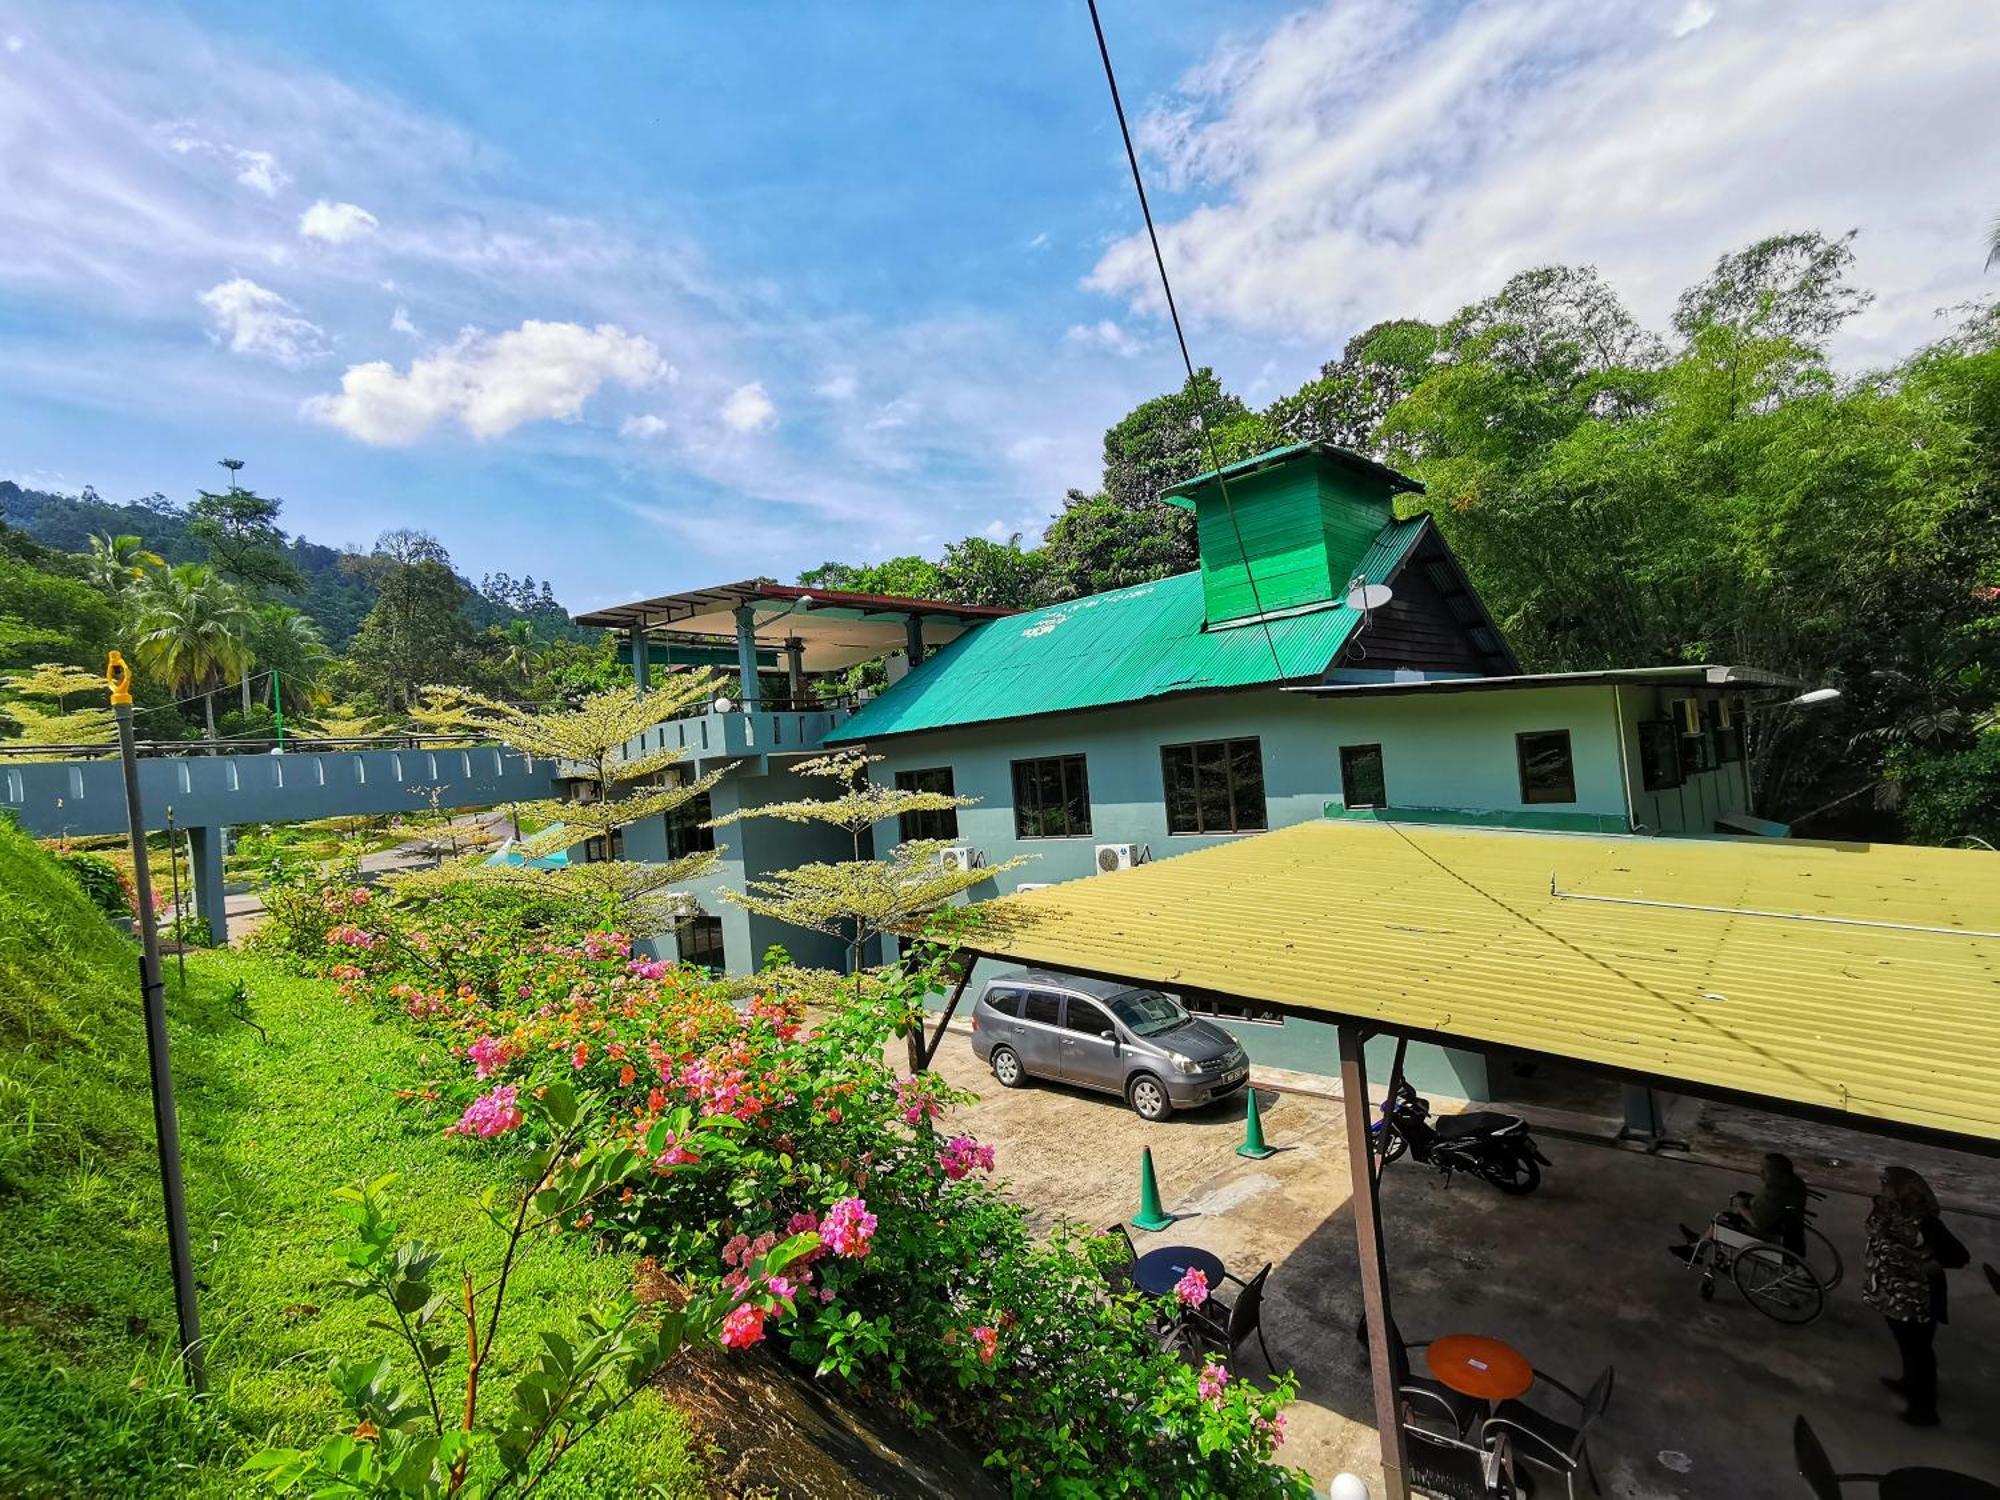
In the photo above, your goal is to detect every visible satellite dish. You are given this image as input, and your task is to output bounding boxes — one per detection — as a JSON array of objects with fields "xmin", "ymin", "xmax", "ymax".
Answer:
[
  {"xmin": 712, "ymin": 695, "xmax": 734, "ymax": 714},
  {"xmin": 1345, "ymin": 581, "xmax": 1394, "ymax": 612}
]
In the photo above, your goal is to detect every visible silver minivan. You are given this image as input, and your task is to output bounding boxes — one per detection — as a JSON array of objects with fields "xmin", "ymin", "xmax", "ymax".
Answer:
[{"xmin": 969, "ymin": 968, "xmax": 1249, "ymax": 1121}]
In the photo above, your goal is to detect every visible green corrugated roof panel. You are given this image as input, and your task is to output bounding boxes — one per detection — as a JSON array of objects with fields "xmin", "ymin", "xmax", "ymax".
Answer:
[{"xmin": 827, "ymin": 515, "xmax": 1431, "ymax": 744}]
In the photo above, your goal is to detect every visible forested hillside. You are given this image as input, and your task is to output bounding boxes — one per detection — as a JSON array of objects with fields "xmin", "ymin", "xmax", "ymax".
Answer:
[{"xmin": 804, "ymin": 232, "xmax": 2000, "ymax": 845}]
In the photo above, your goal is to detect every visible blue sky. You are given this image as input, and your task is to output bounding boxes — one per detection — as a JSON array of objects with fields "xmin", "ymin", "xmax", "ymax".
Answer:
[{"xmin": 2, "ymin": 0, "xmax": 1995, "ymax": 611}]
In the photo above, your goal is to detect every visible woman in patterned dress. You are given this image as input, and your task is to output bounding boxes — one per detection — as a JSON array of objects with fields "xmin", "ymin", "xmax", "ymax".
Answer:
[{"xmin": 1863, "ymin": 1166, "xmax": 1951, "ymax": 1427}]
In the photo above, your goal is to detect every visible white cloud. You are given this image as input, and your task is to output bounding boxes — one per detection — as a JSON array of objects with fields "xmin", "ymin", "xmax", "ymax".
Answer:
[
  {"xmin": 6, "ymin": 35, "xmax": 25, "ymax": 53},
  {"xmin": 814, "ymin": 369, "xmax": 858, "ymax": 401},
  {"xmin": 1064, "ymin": 319, "xmax": 1143, "ymax": 358},
  {"xmin": 299, "ymin": 199, "xmax": 379, "ymax": 243},
  {"xmin": 167, "ymin": 133, "xmax": 289, "ymax": 195},
  {"xmin": 620, "ymin": 412, "xmax": 668, "ymax": 438},
  {"xmin": 304, "ymin": 319, "xmax": 662, "ymax": 445},
  {"xmin": 196, "ymin": 277, "xmax": 328, "ymax": 366},
  {"xmin": 720, "ymin": 381, "xmax": 776, "ymax": 433},
  {"xmin": 1026, "ymin": 231, "xmax": 1051, "ymax": 251},
  {"xmin": 389, "ymin": 304, "xmax": 419, "ymax": 337},
  {"xmin": 1089, "ymin": 0, "xmax": 2000, "ymax": 367}
]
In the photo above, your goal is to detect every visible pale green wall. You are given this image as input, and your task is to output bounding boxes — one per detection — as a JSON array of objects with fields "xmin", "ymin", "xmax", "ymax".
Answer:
[{"xmin": 1610, "ymin": 684, "xmax": 1755, "ymax": 836}]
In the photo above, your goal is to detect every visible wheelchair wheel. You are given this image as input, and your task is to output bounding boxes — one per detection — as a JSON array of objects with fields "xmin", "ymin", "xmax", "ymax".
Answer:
[
  {"xmin": 1800, "ymin": 1223, "xmax": 1844, "ymax": 1291},
  {"xmin": 1734, "ymin": 1243, "xmax": 1824, "ymax": 1325}
]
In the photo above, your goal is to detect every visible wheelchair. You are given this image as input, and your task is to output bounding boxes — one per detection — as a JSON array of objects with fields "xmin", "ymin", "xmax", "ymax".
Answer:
[{"xmin": 1681, "ymin": 1215, "xmax": 1826, "ymax": 1325}]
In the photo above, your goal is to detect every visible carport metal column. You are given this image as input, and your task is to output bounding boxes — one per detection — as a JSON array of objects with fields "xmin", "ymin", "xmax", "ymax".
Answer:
[
  {"xmin": 1340, "ymin": 1025, "xmax": 1410, "ymax": 1500},
  {"xmin": 629, "ymin": 623, "xmax": 650, "ymax": 692},
  {"xmin": 903, "ymin": 612, "xmax": 926, "ymax": 670},
  {"xmin": 733, "ymin": 605, "xmax": 762, "ymax": 712}
]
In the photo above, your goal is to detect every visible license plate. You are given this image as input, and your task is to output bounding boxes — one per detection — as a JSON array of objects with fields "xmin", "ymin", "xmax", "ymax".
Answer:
[{"xmin": 1221, "ymin": 1067, "xmax": 1246, "ymax": 1085}]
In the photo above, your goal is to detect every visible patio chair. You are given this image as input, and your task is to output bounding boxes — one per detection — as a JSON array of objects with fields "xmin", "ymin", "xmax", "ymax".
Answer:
[
  {"xmin": 1101, "ymin": 1223, "xmax": 1138, "ymax": 1294},
  {"xmin": 1793, "ymin": 1414, "xmax": 1880, "ymax": 1498},
  {"xmin": 1182, "ymin": 1261, "xmax": 1275, "ymax": 1371},
  {"xmin": 1481, "ymin": 1364, "xmax": 1613, "ymax": 1498},
  {"xmin": 1404, "ymin": 1422, "xmax": 1498, "ymax": 1500},
  {"xmin": 1378, "ymin": 1317, "xmax": 1485, "ymax": 1439}
]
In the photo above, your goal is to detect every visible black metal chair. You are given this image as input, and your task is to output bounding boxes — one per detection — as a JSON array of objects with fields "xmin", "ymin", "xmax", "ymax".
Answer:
[
  {"xmin": 1482, "ymin": 1364, "xmax": 1613, "ymax": 1498},
  {"xmin": 1794, "ymin": 1414, "xmax": 1876, "ymax": 1498},
  {"xmin": 1382, "ymin": 1316, "xmax": 1484, "ymax": 1439},
  {"xmin": 1405, "ymin": 1423, "xmax": 1500, "ymax": 1500},
  {"xmin": 1182, "ymin": 1261, "xmax": 1275, "ymax": 1370}
]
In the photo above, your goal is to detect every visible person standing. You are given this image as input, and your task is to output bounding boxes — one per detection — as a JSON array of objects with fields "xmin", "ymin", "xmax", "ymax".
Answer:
[{"xmin": 1864, "ymin": 1165, "xmax": 1968, "ymax": 1427}]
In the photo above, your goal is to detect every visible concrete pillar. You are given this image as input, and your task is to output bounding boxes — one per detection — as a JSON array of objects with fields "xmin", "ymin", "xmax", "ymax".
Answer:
[
  {"xmin": 785, "ymin": 636, "xmax": 806, "ymax": 710},
  {"xmin": 733, "ymin": 605, "xmax": 762, "ymax": 712},
  {"xmin": 188, "ymin": 824, "xmax": 228, "ymax": 947},
  {"xmin": 904, "ymin": 612, "xmax": 926, "ymax": 670},
  {"xmin": 630, "ymin": 628, "xmax": 651, "ymax": 692}
]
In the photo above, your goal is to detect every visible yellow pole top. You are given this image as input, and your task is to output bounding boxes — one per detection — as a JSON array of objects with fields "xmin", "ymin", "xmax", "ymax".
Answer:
[{"xmin": 106, "ymin": 650, "xmax": 134, "ymax": 706}]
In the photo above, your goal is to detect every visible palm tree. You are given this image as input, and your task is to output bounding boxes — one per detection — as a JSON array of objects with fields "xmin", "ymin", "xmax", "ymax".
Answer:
[
  {"xmin": 82, "ymin": 532, "xmax": 164, "ymax": 594},
  {"xmin": 129, "ymin": 564, "xmax": 255, "ymax": 742},
  {"xmin": 498, "ymin": 618, "xmax": 540, "ymax": 686},
  {"xmin": 254, "ymin": 603, "xmax": 334, "ymax": 714}
]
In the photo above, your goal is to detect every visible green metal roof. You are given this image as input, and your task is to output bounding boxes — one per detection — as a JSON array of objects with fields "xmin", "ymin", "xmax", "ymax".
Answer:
[
  {"xmin": 1160, "ymin": 440, "xmax": 1424, "ymax": 511},
  {"xmin": 826, "ymin": 515, "xmax": 1431, "ymax": 744}
]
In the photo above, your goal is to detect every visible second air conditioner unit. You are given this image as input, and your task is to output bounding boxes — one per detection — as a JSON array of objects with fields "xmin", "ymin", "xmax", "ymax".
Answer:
[
  {"xmin": 1016, "ymin": 882, "xmax": 1052, "ymax": 893},
  {"xmin": 937, "ymin": 845, "xmax": 982, "ymax": 872},
  {"xmin": 1095, "ymin": 842, "xmax": 1146, "ymax": 874}
]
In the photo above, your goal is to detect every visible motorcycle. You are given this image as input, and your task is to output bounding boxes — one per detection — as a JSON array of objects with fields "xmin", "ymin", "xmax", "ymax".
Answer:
[{"xmin": 1372, "ymin": 1079, "xmax": 1549, "ymax": 1195}]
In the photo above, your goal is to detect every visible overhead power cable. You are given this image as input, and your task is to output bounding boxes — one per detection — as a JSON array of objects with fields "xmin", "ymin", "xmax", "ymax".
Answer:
[{"xmin": 1085, "ymin": 0, "xmax": 1286, "ymax": 682}]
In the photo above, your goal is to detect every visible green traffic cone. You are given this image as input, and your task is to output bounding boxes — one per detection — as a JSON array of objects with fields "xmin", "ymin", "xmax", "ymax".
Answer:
[
  {"xmin": 1132, "ymin": 1145, "xmax": 1173, "ymax": 1232},
  {"xmin": 1237, "ymin": 1088, "xmax": 1276, "ymax": 1160}
]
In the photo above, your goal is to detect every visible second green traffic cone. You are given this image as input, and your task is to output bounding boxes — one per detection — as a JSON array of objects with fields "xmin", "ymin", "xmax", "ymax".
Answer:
[
  {"xmin": 1236, "ymin": 1088, "xmax": 1275, "ymax": 1160},
  {"xmin": 1132, "ymin": 1145, "xmax": 1172, "ymax": 1231}
]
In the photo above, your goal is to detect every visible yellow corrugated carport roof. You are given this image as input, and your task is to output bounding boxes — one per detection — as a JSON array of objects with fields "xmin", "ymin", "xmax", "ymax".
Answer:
[{"xmin": 964, "ymin": 822, "xmax": 2000, "ymax": 1153}]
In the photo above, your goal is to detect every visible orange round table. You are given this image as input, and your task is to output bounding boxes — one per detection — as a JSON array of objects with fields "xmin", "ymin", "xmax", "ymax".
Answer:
[{"xmin": 1425, "ymin": 1334, "xmax": 1533, "ymax": 1402}]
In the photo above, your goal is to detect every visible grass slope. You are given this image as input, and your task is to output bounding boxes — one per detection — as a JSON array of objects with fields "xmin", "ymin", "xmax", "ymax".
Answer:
[{"xmin": 0, "ymin": 821, "xmax": 703, "ymax": 1498}]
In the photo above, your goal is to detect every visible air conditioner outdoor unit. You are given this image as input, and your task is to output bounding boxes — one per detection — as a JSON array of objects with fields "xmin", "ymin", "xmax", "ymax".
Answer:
[
  {"xmin": 1016, "ymin": 882, "xmax": 1052, "ymax": 893},
  {"xmin": 1674, "ymin": 697, "xmax": 1703, "ymax": 736},
  {"xmin": 937, "ymin": 845, "xmax": 981, "ymax": 873},
  {"xmin": 1095, "ymin": 842, "xmax": 1146, "ymax": 874}
]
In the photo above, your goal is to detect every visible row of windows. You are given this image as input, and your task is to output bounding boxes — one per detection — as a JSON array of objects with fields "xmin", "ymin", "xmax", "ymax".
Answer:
[
  {"xmin": 890, "ymin": 729, "xmax": 1591, "ymax": 843},
  {"xmin": 1636, "ymin": 712, "xmax": 1743, "ymax": 793}
]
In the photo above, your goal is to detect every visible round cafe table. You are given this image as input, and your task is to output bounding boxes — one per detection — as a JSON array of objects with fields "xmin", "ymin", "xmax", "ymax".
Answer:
[
  {"xmin": 1132, "ymin": 1246, "xmax": 1227, "ymax": 1299},
  {"xmin": 1425, "ymin": 1333, "xmax": 1534, "ymax": 1403},
  {"xmin": 1879, "ymin": 1470, "xmax": 2000, "ymax": 1500}
]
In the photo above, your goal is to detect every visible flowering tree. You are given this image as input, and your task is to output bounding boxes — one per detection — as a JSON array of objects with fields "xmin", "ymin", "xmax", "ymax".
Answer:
[
  {"xmin": 709, "ymin": 750, "xmax": 1026, "ymax": 972},
  {"xmin": 0, "ymin": 663, "xmax": 115, "ymax": 747},
  {"xmin": 388, "ymin": 681, "xmax": 732, "ymax": 937}
]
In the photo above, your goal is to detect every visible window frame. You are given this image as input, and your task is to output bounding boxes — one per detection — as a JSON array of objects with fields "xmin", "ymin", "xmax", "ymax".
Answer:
[
  {"xmin": 664, "ymin": 787, "xmax": 715, "ymax": 860},
  {"xmin": 1061, "ymin": 994, "xmax": 1117, "ymax": 1037},
  {"xmin": 894, "ymin": 766, "xmax": 960, "ymax": 844},
  {"xmin": 1019, "ymin": 990, "xmax": 1064, "ymax": 1028},
  {"xmin": 672, "ymin": 913, "xmax": 725, "ymax": 972},
  {"xmin": 1338, "ymin": 742, "xmax": 1388, "ymax": 810},
  {"xmin": 1160, "ymin": 736, "xmax": 1268, "ymax": 835},
  {"xmin": 1636, "ymin": 720, "xmax": 1683, "ymax": 792},
  {"xmin": 1515, "ymin": 728, "xmax": 1578, "ymax": 805},
  {"xmin": 1010, "ymin": 754, "xmax": 1093, "ymax": 839}
]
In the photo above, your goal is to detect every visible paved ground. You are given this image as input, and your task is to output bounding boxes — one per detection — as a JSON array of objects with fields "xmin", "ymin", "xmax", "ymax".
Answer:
[{"xmin": 926, "ymin": 1033, "xmax": 2000, "ymax": 1498}]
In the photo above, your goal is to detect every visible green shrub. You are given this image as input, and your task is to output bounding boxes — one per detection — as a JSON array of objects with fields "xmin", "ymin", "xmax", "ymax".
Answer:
[
  {"xmin": 55, "ymin": 850, "xmax": 131, "ymax": 921},
  {"xmin": 1892, "ymin": 734, "xmax": 2000, "ymax": 846}
]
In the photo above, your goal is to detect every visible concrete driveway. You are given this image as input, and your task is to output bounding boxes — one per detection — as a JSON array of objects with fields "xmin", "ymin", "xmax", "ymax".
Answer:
[{"xmin": 925, "ymin": 1030, "xmax": 2000, "ymax": 1498}]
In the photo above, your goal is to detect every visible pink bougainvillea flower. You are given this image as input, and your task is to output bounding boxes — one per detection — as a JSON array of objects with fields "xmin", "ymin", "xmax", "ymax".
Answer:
[
  {"xmin": 1175, "ymin": 1267, "xmax": 1209, "ymax": 1309},
  {"xmin": 786, "ymin": 1210, "xmax": 819, "ymax": 1236},
  {"xmin": 766, "ymin": 1274, "xmax": 799, "ymax": 1303},
  {"xmin": 970, "ymin": 1325, "xmax": 998, "ymax": 1365},
  {"xmin": 447, "ymin": 1085, "xmax": 524, "ymax": 1139},
  {"xmin": 821, "ymin": 1196, "xmax": 876, "ymax": 1259},
  {"xmin": 937, "ymin": 1135, "xmax": 997, "ymax": 1181},
  {"xmin": 467, "ymin": 1035, "xmax": 511, "ymax": 1080},
  {"xmin": 1198, "ymin": 1362, "xmax": 1230, "ymax": 1401},
  {"xmin": 718, "ymin": 1302, "xmax": 765, "ymax": 1350}
]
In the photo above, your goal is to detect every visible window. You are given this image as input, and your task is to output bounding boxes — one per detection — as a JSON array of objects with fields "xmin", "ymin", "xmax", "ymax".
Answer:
[
  {"xmin": 1062, "ymin": 996, "xmax": 1115, "ymax": 1036},
  {"xmin": 1185, "ymin": 996, "xmax": 1285, "ymax": 1027},
  {"xmin": 983, "ymin": 985, "xmax": 1024, "ymax": 1018},
  {"xmin": 1161, "ymin": 738, "xmax": 1267, "ymax": 834},
  {"xmin": 1637, "ymin": 721, "xmax": 1682, "ymax": 791},
  {"xmin": 583, "ymin": 826, "xmax": 625, "ymax": 863},
  {"xmin": 1516, "ymin": 730, "xmax": 1576, "ymax": 804},
  {"xmin": 1684, "ymin": 707, "xmax": 1718, "ymax": 774},
  {"xmin": 1339, "ymin": 743, "xmax": 1387, "ymax": 809},
  {"xmin": 895, "ymin": 766, "xmax": 960, "ymax": 842},
  {"xmin": 673, "ymin": 914, "xmax": 725, "ymax": 972},
  {"xmin": 1012, "ymin": 755, "xmax": 1092, "ymax": 838},
  {"xmin": 665, "ymin": 788, "xmax": 714, "ymax": 859},
  {"xmin": 1020, "ymin": 991, "xmax": 1063, "ymax": 1027},
  {"xmin": 1714, "ymin": 718, "xmax": 1743, "ymax": 765}
]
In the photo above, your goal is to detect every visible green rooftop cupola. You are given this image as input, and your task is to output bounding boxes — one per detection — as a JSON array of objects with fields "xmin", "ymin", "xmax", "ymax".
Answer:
[{"xmin": 1162, "ymin": 441, "xmax": 1424, "ymax": 629}]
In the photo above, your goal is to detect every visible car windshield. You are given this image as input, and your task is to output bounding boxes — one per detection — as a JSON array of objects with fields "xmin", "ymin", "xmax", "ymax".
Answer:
[{"xmin": 1110, "ymin": 990, "xmax": 1188, "ymax": 1038}]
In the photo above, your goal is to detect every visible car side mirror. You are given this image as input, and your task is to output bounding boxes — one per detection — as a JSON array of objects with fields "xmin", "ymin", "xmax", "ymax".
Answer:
[{"xmin": 1100, "ymin": 1029, "xmax": 1117, "ymax": 1043}]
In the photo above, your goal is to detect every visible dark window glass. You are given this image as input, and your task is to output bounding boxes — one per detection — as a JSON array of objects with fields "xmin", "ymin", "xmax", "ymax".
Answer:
[
  {"xmin": 1062, "ymin": 996, "xmax": 1115, "ymax": 1035},
  {"xmin": 583, "ymin": 826, "xmax": 625, "ymax": 863},
  {"xmin": 665, "ymin": 788, "xmax": 715, "ymax": 859},
  {"xmin": 673, "ymin": 914, "xmax": 725, "ymax": 972},
  {"xmin": 1339, "ymin": 744, "xmax": 1387, "ymax": 808},
  {"xmin": 983, "ymin": 985, "xmax": 1024, "ymax": 1018},
  {"xmin": 1637, "ymin": 722, "xmax": 1682, "ymax": 791},
  {"xmin": 1020, "ymin": 991, "xmax": 1062, "ymax": 1027},
  {"xmin": 1686, "ymin": 706, "xmax": 1719, "ymax": 773},
  {"xmin": 1012, "ymin": 755, "xmax": 1091, "ymax": 838},
  {"xmin": 1185, "ymin": 995, "xmax": 1285, "ymax": 1026},
  {"xmin": 1714, "ymin": 721, "xmax": 1743, "ymax": 764},
  {"xmin": 1517, "ymin": 730, "xmax": 1577, "ymax": 804},
  {"xmin": 895, "ymin": 767, "xmax": 960, "ymax": 843},
  {"xmin": 1160, "ymin": 738, "xmax": 1266, "ymax": 834}
]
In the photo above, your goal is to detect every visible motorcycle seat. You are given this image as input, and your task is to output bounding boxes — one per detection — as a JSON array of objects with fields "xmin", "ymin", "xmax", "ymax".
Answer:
[{"xmin": 1432, "ymin": 1111, "xmax": 1523, "ymax": 1139}]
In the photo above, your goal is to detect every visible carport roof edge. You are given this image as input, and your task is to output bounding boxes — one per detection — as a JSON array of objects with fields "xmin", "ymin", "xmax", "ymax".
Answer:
[{"xmin": 953, "ymin": 821, "xmax": 2000, "ymax": 1156}]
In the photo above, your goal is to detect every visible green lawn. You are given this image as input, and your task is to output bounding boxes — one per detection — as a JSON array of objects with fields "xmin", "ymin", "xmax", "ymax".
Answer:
[{"xmin": 0, "ymin": 822, "xmax": 705, "ymax": 1498}]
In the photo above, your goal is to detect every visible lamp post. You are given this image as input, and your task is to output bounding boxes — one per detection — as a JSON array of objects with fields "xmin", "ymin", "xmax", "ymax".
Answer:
[{"xmin": 106, "ymin": 651, "xmax": 205, "ymax": 1394}]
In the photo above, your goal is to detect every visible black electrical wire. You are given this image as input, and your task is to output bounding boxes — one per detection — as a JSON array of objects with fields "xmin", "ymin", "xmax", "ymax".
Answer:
[{"xmin": 1085, "ymin": 0, "xmax": 1287, "ymax": 682}]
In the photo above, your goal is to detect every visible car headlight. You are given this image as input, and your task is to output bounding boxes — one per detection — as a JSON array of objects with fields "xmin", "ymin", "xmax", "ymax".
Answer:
[{"xmin": 1168, "ymin": 1052, "xmax": 1202, "ymax": 1075}]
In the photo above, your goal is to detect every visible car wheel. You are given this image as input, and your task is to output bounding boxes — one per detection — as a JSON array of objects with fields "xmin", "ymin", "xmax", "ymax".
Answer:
[
  {"xmin": 1128, "ymin": 1073, "xmax": 1171, "ymax": 1121},
  {"xmin": 990, "ymin": 1046, "xmax": 1027, "ymax": 1089}
]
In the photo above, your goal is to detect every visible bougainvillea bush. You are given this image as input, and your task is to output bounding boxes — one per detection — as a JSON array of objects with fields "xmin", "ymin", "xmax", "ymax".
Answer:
[{"xmin": 266, "ymin": 881, "xmax": 1308, "ymax": 1498}]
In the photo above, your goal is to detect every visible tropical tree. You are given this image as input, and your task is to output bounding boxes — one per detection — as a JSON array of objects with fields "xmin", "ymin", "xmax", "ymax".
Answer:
[
  {"xmin": 496, "ymin": 618, "xmax": 540, "ymax": 686},
  {"xmin": 80, "ymin": 532, "xmax": 163, "ymax": 594},
  {"xmin": 250, "ymin": 604, "xmax": 334, "ymax": 715},
  {"xmin": 129, "ymin": 564, "xmax": 255, "ymax": 741}
]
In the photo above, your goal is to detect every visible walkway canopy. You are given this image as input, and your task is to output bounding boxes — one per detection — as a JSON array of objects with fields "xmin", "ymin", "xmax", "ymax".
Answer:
[{"xmin": 958, "ymin": 820, "xmax": 2000, "ymax": 1154}]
